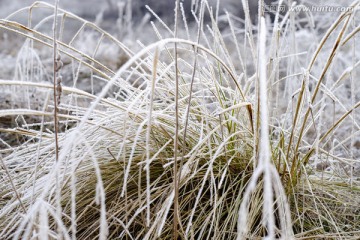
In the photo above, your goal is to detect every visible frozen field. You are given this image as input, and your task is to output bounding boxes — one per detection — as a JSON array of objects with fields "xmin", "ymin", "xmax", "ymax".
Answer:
[{"xmin": 0, "ymin": 0, "xmax": 360, "ymax": 239}]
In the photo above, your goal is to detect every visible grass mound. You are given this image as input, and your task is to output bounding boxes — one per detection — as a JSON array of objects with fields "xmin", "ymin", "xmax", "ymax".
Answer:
[{"xmin": 0, "ymin": 1, "xmax": 360, "ymax": 239}]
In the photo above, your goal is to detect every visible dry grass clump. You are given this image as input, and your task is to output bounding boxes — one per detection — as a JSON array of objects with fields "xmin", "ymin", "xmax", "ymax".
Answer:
[{"xmin": 0, "ymin": 0, "xmax": 360, "ymax": 239}]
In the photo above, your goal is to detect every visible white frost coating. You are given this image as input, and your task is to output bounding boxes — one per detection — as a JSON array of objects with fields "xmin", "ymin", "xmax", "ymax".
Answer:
[
  {"xmin": 218, "ymin": 154, "xmax": 237, "ymax": 190},
  {"xmin": 180, "ymin": 2, "xmax": 190, "ymax": 40},
  {"xmin": 157, "ymin": 190, "xmax": 175, "ymax": 236},
  {"xmin": 258, "ymin": 17, "xmax": 276, "ymax": 240},
  {"xmin": 186, "ymin": 130, "xmax": 241, "ymax": 234},
  {"xmin": 237, "ymin": 16, "xmax": 294, "ymax": 240},
  {"xmin": 71, "ymin": 37, "xmax": 245, "ymax": 141},
  {"xmin": 151, "ymin": 160, "xmax": 193, "ymax": 237},
  {"xmin": 83, "ymin": 139, "xmax": 109, "ymax": 240},
  {"xmin": 237, "ymin": 165, "xmax": 265, "ymax": 239},
  {"xmin": 70, "ymin": 160, "xmax": 77, "ymax": 240},
  {"xmin": 145, "ymin": 47, "xmax": 159, "ymax": 227},
  {"xmin": 237, "ymin": 16, "xmax": 273, "ymax": 238},
  {"xmin": 121, "ymin": 119, "xmax": 148, "ymax": 197},
  {"xmin": 39, "ymin": 202, "xmax": 49, "ymax": 240}
]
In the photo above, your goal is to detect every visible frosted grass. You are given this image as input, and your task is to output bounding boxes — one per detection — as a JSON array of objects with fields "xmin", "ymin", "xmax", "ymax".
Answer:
[{"xmin": 0, "ymin": 0, "xmax": 360, "ymax": 239}]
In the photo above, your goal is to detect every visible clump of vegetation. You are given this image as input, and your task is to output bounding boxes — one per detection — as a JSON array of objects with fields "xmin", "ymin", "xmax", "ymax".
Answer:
[{"xmin": 0, "ymin": 0, "xmax": 360, "ymax": 239}]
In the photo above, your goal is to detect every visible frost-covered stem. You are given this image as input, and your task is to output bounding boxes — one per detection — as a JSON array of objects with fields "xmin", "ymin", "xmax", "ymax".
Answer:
[
  {"xmin": 53, "ymin": 0, "xmax": 59, "ymax": 162},
  {"xmin": 350, "ymin": 17, "xmax": 356, "ymax": 187},
  {"xmin": 179, "ymin": 0, "xmax": 204, "ymax": 220},
  {"xmin": 258, "ymin": 16, "xmax": 275, "ymax": 239},
  {"xmin": 0, "ymin": 155, "xmax": 26, "ymax": 212},
  {"xmin": 52, "ymin": 1, "xmax": 62, "ymax": 239},
  {"xmin": 145, "ymin": 47, "xmax": 159, "ymax": 227},
  {"xmin": 173, "ymin": 0, "xmax": 181, "ymax": 238}
]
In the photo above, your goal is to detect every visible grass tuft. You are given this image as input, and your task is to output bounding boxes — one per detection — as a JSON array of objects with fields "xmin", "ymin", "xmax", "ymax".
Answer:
[{"xmin": 0, "ymin": 0, "xmax": 360, "ymax": 239}]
